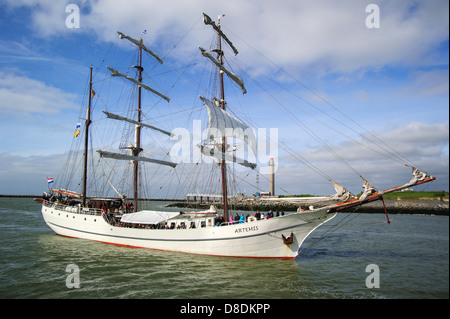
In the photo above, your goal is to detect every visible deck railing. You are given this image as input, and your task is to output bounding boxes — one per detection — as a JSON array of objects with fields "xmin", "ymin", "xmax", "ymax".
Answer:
[{"xmin": 43, "ymin": 200, "xmax": 103, "ymax": 216}]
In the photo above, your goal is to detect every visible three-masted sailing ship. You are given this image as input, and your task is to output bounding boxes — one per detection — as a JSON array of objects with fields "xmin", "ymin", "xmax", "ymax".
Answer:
[{"xmin": 41, "ymin": 13, "xmax": 436, "ymax": 259}]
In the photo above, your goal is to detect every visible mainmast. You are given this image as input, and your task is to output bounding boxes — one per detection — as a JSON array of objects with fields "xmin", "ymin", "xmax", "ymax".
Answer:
[{"xmin": 82, "ymin": 65, "xmax": 93, "ymax": 206}]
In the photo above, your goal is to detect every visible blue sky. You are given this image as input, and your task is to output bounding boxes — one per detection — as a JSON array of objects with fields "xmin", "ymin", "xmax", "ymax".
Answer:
[{"xmin": 0, "ymin": 0, "xmax": 448, "ymax": 196}]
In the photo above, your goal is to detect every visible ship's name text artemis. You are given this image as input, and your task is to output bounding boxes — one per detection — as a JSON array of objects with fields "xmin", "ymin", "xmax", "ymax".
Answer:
[{"xmin": 235, "ymin": 225, "xmax": 259, "ymax": 233}]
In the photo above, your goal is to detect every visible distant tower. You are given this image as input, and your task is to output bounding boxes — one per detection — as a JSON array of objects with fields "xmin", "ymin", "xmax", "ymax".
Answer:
[
  {"xmin": 269, "ymin": 157, "xmax": 275, "ymax": 196},
  {"xmin": 256, "ymin": 172, "xmax": 259, "ymax": 194}
]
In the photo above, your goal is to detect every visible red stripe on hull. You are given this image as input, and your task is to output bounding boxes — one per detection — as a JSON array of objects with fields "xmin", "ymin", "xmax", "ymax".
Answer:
[{"xmin": 56, "ymin": 233, "xmax": 295, "ymax": 259}]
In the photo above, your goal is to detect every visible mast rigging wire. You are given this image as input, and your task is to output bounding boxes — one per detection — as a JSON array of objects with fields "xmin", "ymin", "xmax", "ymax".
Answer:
[{"xmin": 223, "ymin": 25, "xmax": 421, "ymax": 170}]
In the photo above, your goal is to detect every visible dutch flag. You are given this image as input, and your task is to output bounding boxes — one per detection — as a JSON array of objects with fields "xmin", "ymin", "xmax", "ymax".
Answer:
[{"xmin": 47, "ymin": 178, "xmax": 54, "ymax": 184}]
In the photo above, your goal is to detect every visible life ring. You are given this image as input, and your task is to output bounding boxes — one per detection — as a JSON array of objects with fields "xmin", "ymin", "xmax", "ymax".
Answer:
[{"xmin": 248, "ymin": 216, "xmax": 257, "ymax": 222}]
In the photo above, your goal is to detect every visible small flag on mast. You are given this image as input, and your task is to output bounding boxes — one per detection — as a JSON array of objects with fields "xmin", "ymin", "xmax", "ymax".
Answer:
[
  {"xmin": 141, "ymin": 29, "xmax": 147, "ymax": 35},
  {"xmin": 74, "ymin": 122, "xmax": 81, "ymax": 138},
  {"xmin": 47, "ymin": 177, "xmax": 54, "ymax": 184}
]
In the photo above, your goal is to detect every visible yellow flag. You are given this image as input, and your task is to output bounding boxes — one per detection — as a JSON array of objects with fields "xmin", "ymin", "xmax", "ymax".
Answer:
[
  {"xmin": 74, "ymin": 122, "xmax": 81, "ymax": 138},
  {"xmin": 91, "ymin": 90, "xmax": 95, "ymax": 98}
]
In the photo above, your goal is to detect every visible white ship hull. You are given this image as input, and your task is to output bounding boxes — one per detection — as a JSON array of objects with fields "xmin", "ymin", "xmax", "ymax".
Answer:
[{"xmin": 41, "ymin": 202, "xmax": 336, "ymax": 259}]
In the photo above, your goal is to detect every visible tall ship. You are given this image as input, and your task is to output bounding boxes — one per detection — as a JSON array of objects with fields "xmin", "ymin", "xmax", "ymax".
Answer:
[{"xmin": 41, "ymin": 13, "xmax": 436, "ymax": 259}]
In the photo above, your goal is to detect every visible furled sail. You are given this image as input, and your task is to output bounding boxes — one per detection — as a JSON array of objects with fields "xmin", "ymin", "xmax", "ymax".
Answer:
[
  {"xmin": 117, "ymin": 31, "xmax": 164, "ymax": 64},
  {"xmin": 107, "ymin": 67, "xmax": 170, "ymax": 102},
  {"xmin": 102, "ymin": 111, "xmax": 173, "ymax": 137},
  {"xmin": 359, "ymin": 178, "xmax": 377, "ymax": 201},
  {"xmin": 200, "ymin": 96, "xmax": 256, "ymax": 156},
  {"xmin": 97, "ymin": 150, "xmax": 177, "ymax": 168},
  {"xmin": 408, "ymin": 167, "xmax": 430, "ymax": 185},
  {"xmin": 329, "ymin": 181, "xmax": 353, "ymax": 201},
  {"xmin": 199, "ymin": 47, "xmax": 247, "ymax": 94},
  {"xmin": 202, "ymin": 13, "xmax": 239, "ymax": 56}
]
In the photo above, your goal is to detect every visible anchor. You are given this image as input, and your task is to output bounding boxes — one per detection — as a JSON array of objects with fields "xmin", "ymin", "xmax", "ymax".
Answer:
[{"xmin": 282, "ymin": 232, "xmax": 294, "ymax": 245}]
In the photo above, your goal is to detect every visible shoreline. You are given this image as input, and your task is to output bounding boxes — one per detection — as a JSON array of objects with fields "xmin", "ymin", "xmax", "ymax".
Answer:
[{"xmin": 1, "ymin": 195, "xmax": 448, "ymax": 216}]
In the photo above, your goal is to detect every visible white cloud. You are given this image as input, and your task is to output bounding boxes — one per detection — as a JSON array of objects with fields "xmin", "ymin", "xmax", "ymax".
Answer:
[
  {"xmin": 0, "ymin": 72, "xmax": 81, "ymax": 156},
  {"xmin": 0, "ymin": 72, "xmax": 78, "ymax": 117},
  {"xmin": 3, "ymin": 0, "xmax": 69, "ymax": 36},
  {"xmin": 399, "ymin": 69, "xmax": 449, "ymax": 97},
  {"xmin": 0, "ymin": 152, "xmax": 67, "ymax": 195},
  {"xmin": 276, "ymin": 121, "xmax": 449, "ymax": 194},
  {"xmin": 5, "ymin": 0, "xmax": 448, "ymax": 75},
  {"xmin": 299, "ymin": 121, "xmax": 449, "ymax": 162}
]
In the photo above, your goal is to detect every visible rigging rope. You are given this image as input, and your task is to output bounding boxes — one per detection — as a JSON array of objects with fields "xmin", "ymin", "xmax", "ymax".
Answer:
[{"xmin": 224, "ymin": 25, "xmax": 422, "ymax": 171}]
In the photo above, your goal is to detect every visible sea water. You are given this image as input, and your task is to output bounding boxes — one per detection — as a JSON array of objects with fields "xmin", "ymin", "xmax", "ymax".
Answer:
[{"xmin": 0, "ymin": 197, "xmax": 448, "ymax": 299}]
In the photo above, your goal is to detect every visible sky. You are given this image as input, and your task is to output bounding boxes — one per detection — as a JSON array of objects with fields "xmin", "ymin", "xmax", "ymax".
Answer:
[{"xmin": 0, "ymin": 0, "xmax": 448, "ymax": 196}]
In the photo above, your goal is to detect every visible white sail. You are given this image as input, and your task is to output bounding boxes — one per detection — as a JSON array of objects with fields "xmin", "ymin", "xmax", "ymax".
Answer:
[
  {"xmin": 117, "ymin": 31, "xmax": 164, "ymax": 64},
  {"xmin": 199, "ymin": 47, "xmax": 247, "ymax": 94},
  {"xmin": 107, "ymin": 67, "xmax": 170, "ymax": 102},
  {"xmin": 199, "ymin": 145, "xmax": 257, "ymax": 169},
  {"xmin": 102, "ymin": 111, "xmax": 173, "ymax": 137},
  {"xmin": 200, "ymin": 96, "xmax": 256, "ymax": 156},
  {"xmin": 97, "ymin": 150, "xmax": 177, "ymax": 168}
]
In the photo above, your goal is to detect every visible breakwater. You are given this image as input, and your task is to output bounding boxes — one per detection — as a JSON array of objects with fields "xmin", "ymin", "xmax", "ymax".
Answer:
[
  {"xmin": 167, "ymin": 199, "xmax": 449, "ymax": 216},
  {"xmin": 347, "ymin": 199, "xmax": 449, "ymax": 215}
]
